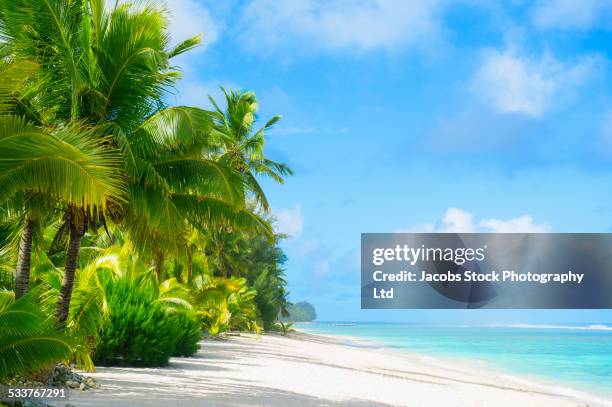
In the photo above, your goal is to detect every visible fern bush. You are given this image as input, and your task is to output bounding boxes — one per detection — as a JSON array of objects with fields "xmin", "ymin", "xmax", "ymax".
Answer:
[
  {"xmin": 170, "ymin": 312, "xmax": 201, "ymax": 357},
  {"xmin": 93, "ymin": 278, "xmax": 200, "ymax": 367}
]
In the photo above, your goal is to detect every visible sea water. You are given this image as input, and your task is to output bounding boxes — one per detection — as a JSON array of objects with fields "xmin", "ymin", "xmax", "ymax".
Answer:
[{"xmin": 296, "ymin": 322, "xmax": 612, "ymax": 399}]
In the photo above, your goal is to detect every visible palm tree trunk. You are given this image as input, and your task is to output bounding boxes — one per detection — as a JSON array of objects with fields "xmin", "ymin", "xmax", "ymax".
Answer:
[
  {"xmin": 173, "ymin": 260, "xmax": 183, "ymax": 284},
  {"xmin": 186, "ymin": 246, "xmax": 193, "ymax": 283},
  {"xmin": 14, "ymin": 217, "xmax": 36, "ymax": 299},
  {"xmin": 56, "ymin": 223, "xmax": 84, "ymax": 323},
  {"xmin": 155, "ymin": 252, "xmax": 164, "ymax": 282}
]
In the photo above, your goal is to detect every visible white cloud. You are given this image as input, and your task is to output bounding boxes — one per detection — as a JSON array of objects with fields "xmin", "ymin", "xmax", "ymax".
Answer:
[
  {"xmin": 472, "ymin": 48, "xmax": 599, "ymax": 117},
  {"xmin": 104, "ymin": 0, "xmax": 218, "ymax": 52},
  {"xmin": 166, "ymin": 0, "xmax": 219, "ymax": 52},
  {"xmin": 275, "ymin": 205, "xmax": 304, "ymax": 238},
  {"xmin": 440, "ymin": 207, "xmax": 478, "ymax": 232},
  {"xmin": 479, "ymin": 215, "xmax": 550, "ymax": 233},
  {"xmin": 238, "ymin": 0, "xmax": 442, "ymax": 53},
  {"xmin": 401, "ymin": 208, "xmax": 477, "ymax": 233},
  {"xmin": 400, "ymin": 223, "xmax": 436, "ymax": 233},
  {"xmin": 531, "ymin": 0, "xmax": 612, "ymax": 30},
  {"xmin": 403, "ymin": 207, "xmax": 550, "ymax": 233}
]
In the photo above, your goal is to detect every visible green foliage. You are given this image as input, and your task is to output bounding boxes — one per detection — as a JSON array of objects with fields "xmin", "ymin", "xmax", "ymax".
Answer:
[
  {"xmin": 269, "ymin": 320, "xmax": 294, "ymax": 336},
  {"xmin": 0, "ymin": 0, "xmax": 292, "ymax": 380},
  {"xmin": 253, "ymin": 270, "xmax": 288, "ymax": 330},
  {"xmin": 93, "ymin": 277, "xmax": 173, "ymax": 366},
  {"xmin": 93, "ymin": 276, "xmax": 200, "ymax": 367},
  {"xmin": 280, "ymin": 321, "xmax": 294, "ymax": 335},
  {"xmin": 171, "ymin": 311, "xmax": 201, "ymax": 357},
  {"xmin": 0, "ymin": 117, "xmax": 125, "ymax": 209},
  {"xmin": 203, "ymin": 217, "xmax": 289, "ymax": 330},
  {"xmin": 37, "ymin": 255, "xmax": 109, "ymax": 372},
  {"xmin": 0, "ymin": 270, "xmax": 13, "ymax": 291},
  {"xmin": 0, "ymin": 0, "xmax": 190, "ymax": 128},
  {"xmin": 284, "ymin": 301, "xmax": 317, "ymax": 322},
  {"xmin": 191, "ymin": 275, "xmax": 260, "ymax": 335},
  {"xmin": 0, "ymin": 289, "xmax": 73, "ymax": 381}
]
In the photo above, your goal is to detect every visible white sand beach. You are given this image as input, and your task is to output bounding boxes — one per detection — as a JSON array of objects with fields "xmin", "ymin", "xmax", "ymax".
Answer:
[{"xmin": 60, "ymin": 332, "xmax": 608, "ymax": 407}]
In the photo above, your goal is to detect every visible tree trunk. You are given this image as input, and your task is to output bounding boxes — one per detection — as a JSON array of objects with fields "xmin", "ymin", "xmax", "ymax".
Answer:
[
  {"xmin": 186, "ymin": 246, "xmax": 192, "ymax": 283},
  {"xmin": 173, "ymin": 260, "xmax": 183, "ymax": 284},
  {"xmin": 56, "ymin": 223, "xmax": 84, "ymax": 323},
  {"xmin": 155, "ymin": 252, "xmax": 164, "ymax": 282},
  {"xmin": 14, "ymin": 217, "xmax": 36, "ymax": 299}
]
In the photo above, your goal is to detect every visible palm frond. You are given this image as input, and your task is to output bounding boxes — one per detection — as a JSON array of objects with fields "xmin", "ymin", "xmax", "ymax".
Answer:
[
  {"xmin": 0, "ymin": 289, "xmax": 74, "ymax": 380},
  {"xmin": 133, "ymin": 106, "xmax": 214, "ymax": 157},
  {"xmin": 171, "ymin": 194, "xmax": 273, "ymax": 238},
  {"xmin": 153, "ymin": 158, "xmax": 245, "ymax": 204},
  {"xmin": 168, "ymin": 35, "xmax": 201, "ymax": 58},
  {"xmin": 0, "ymin": 117, "xmax": 125, "ymax": 207},
  {"xmin": 0, "ymin": 58, "xmax": 39, "ymax": 114}
]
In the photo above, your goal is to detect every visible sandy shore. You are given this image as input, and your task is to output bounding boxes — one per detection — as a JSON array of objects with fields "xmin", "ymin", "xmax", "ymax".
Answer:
[{"xmin": 58, "ymin": 332, "xmax": 608, "ymax": 407}]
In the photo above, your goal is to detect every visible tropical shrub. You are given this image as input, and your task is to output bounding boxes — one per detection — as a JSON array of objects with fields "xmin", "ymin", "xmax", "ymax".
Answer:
[
  {"xmin": 94, "ymin": 278, "xmax": 174, "ymax": 366},
  {"xmin": 93, "ymin": 277, "xmax": 200, "ymax": 367},
  {"xmin": 192, "ymin": 275, "xmax": 261, "ymax": 335},
  {"xmin": 170, "ymin": 312, "xmax": 201, "ymax": 357}
]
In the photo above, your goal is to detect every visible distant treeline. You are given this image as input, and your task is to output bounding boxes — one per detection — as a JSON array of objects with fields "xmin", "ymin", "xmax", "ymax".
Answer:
[{"xmin": 283, "ymin": 301, "xmax": 317, "ymax": 322}]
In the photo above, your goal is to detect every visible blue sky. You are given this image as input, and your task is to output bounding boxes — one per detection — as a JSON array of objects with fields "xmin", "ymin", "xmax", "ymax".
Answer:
[{"xmin": 165, "ymin": 0, "xmax": 612, "ymax": 324}]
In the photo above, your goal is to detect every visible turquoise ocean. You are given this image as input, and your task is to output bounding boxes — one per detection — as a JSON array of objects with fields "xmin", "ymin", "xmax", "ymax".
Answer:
[{"xmin": 296, "ymin": 322, "xmax": 612, "ymax": 400}]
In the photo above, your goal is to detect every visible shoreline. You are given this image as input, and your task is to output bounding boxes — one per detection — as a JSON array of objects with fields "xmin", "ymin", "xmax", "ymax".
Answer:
[
  {"xmin": 292, "ymin": 329, "xmax": 611, "ymax": 406},
  {"xmin": 57, "ymin": 331, "xmax": 610, "ymax": 407}
]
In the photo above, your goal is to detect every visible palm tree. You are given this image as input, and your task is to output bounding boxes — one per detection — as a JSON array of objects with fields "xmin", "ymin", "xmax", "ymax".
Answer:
[
  {"xmin": 0, "ymin": 55, "xmax": 123, "ymax": 301},
  {"xmin": 0, "ymin": 118, "xmax": 125, "ymax": 304},
  {"xmin": 121, "ymin": 106, "xmax": 273, "ymax": 282},
  {"xmin": 0, "ymin": 0, "xmax": 201, "ymax": 321},
  {"xmin": 209, "ymin": 88, "xmax": 293, "ymax": 210},
  {"xmin": 0, "ymin": 1, "xmax": 283, "ymax": 324},
  {"xmin": 204, "ymin": 225, "xmax": 248, "ymax": 278},
  {"xmin": 203, "ymin": 217, "xmax": 290, "ymax": 328}
]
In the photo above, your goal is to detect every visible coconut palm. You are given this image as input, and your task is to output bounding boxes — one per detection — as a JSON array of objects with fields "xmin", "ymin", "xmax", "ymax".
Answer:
[
  {"xmin": 0, "ymin": 55, "xmax": 124, "ymax": 301},
  {"xmin": 122, "ymin": 106, "xmax": 273, "ymax": 281},
  {"xmin": 0, "ymin": 0, "xmax": 202, "ymax": 321},
  {"xmin": 203, "ymin": 226, "xmax": 248, "ymax": 278},
  {"xmin": 0, "ymin": 117, "xmax": 125, "ymax": 302},
  {"xmin": 209, "ymin": 88, "xmax": 293, "ymax": 210}
]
